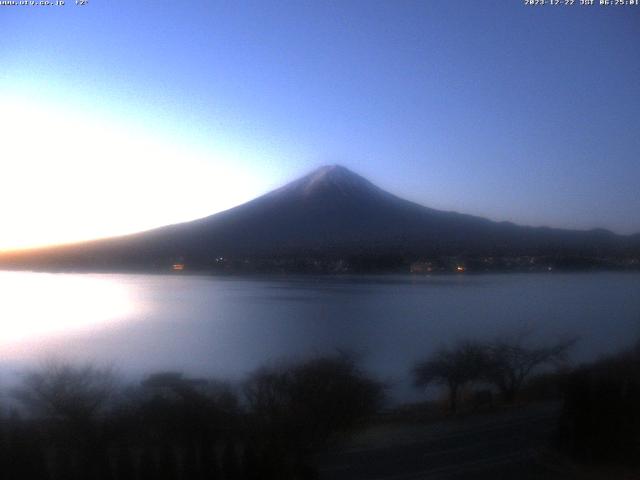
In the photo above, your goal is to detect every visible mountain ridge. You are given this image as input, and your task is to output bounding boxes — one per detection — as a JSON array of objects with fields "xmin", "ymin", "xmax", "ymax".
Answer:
[{"xmin": 0, "ymin": 165, "xmax": 638, "ymax": 272}]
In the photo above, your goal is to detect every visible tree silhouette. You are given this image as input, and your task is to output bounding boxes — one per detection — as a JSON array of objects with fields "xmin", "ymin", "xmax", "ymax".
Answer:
[
  {"xmin": 414, "ymin": 334, "xmax": 577, "ymax": 411},
  {"xmin": 244, "ymin": 353, "xmax": 384, "ymax": 478},
  {"xmin": 1, "ymin": 357, "xmax": 382, "ymax": 479},
  {"xmin": 481, "ymin": 334, "xmax": 577, "ymax": 403},
  {"xmin": 413, "ymin": 341, "xmax": 485, "ymax": 413},
  {"xmin": 13, "ymin": 361, "xmax": 117, "ymax": 423},
  {"xmin": 245, "ymin": 353, "xmax": 384, "ymax": 450}
]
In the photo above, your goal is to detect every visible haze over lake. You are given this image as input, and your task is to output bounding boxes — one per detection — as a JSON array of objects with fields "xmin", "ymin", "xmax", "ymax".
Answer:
[{"xmin": 1, "ymin": 270, "xmax": 639, "ymax": 401}]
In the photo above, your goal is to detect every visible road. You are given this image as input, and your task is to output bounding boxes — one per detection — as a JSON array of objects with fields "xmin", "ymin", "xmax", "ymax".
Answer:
[{"xmin": 318, "ymin": 402, "xmax": 562, "ymax": 480}]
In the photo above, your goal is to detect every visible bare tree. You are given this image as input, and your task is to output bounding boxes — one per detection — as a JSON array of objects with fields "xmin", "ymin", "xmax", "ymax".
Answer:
[
  {"xmin": 413, "ymin": 341, "xmax": 485, "ymax": 413},
  {"xmin": 481, "ymin": 334, "xmax": 577, "ymax": 403},
  {"xmin": 13, "ymin": 361, "xmax": 117, "ymax": 423}
]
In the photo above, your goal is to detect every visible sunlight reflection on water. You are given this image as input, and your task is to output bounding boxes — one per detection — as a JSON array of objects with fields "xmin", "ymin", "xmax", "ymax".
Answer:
[
  {"xmin": 1, "ymin": 271, "xmax": 639, "ymax": 402},
  {"xmin": 0, "ymin": 271, "xmax": 138, "ymax": 349}
]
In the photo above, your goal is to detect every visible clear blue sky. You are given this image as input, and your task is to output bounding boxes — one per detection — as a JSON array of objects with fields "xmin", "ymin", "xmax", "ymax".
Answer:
[{"xmin": 1, "ymin": 0, "xmax": 639, "ymax": 249}]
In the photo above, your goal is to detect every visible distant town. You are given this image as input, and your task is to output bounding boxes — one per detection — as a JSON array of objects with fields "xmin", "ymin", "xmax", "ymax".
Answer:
[{"xmin": 169, "ymin": 254, "xmax": 640, "ymax": 275}]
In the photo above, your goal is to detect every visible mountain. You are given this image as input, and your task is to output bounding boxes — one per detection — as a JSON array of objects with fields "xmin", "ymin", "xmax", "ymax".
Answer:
[{"xmin": 1, "ymin": 165, "xmax": 638, "ymax": 272}]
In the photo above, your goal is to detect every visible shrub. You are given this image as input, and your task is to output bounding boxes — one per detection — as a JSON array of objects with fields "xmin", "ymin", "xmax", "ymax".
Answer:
[{"xmin": 558, "ymin": 341, "xmax": 640, "ymax": 466}]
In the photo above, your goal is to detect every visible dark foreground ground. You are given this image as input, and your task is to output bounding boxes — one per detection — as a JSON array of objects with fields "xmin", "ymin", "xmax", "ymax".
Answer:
[{"xmin": 318, "ymin": 402, "xmax": 579, "ymax": 480}]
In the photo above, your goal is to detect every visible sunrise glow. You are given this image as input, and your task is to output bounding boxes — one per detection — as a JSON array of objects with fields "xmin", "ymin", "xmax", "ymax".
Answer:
[{"xmin": 0, "ymin": 95, "xmax": 265, "ymax": 251}]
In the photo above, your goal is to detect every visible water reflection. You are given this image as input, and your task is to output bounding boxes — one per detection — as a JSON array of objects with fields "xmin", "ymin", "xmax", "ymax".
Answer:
[
  {"xmin": 1, "ymin": 271, "xmax": 639, "ymax": 402},
  {"xmin": 0, "ymin": 271, "xmax": 137, "ymax": 348}
]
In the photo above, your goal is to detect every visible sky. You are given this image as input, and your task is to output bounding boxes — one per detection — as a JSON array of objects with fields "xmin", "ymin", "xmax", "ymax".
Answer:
[{"xmin": 1, "ymin": 0, "xmax": 639, "ymax": 250}]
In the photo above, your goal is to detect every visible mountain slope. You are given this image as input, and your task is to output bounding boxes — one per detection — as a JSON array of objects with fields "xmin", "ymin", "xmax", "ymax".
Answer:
[{"xmin": 0, "ymin": 165, "xmax": 637, "ymax": 271}]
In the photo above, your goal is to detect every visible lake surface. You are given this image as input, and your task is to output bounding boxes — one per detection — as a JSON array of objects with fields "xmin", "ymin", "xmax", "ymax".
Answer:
[{"xmin": 1, "ymin": 271, "xmax": 639, "ymax": 401}]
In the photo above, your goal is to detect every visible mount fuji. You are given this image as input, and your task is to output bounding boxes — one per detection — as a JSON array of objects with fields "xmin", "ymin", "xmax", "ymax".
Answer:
[{"xmin": 1, "ymin": 165, "xmax": 637, "ymax": 272}]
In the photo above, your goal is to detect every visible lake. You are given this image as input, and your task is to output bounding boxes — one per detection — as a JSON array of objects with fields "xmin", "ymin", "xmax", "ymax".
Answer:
[{"xmin": 1, "ymin": 270, "xmax": 639, "ymax": 401}]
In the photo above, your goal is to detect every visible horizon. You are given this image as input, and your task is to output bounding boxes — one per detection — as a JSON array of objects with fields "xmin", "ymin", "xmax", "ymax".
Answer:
[{"xmin": 2, "ymin": 2, "xmax": 639, "ymax": 250}]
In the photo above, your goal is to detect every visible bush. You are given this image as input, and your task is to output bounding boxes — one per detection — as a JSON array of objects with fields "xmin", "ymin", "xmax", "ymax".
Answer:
[
  {"xmin": 557, "ymin": 341, "xmax": 640, "ymax": 466},
  {"xmin": 244, "ymin": 353, "xmax": 385, "ymax": 478},
  {"xmin": 245, "ymin": 353, "xmax": 385, "ymax": 450}
]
